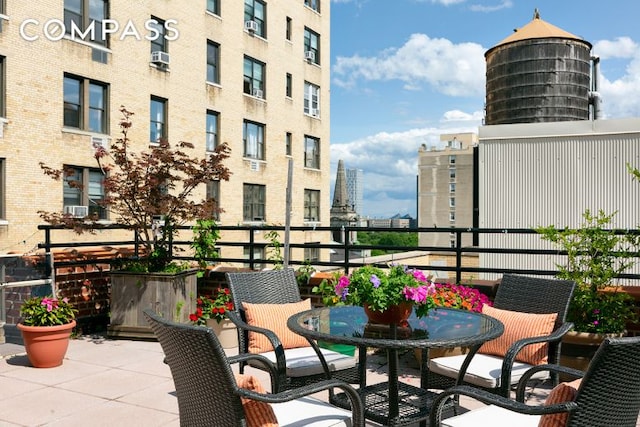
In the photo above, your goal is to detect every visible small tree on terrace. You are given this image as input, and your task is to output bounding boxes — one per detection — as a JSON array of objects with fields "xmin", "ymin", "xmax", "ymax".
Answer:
[{"xmin": 39, "ymin": 106, "xmax": 231, "ymax": 271}]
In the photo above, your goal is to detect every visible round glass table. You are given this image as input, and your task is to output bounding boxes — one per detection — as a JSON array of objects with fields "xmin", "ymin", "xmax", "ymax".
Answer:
[{"xmin": 288, "ymin": 306, "xmax": 503, "ymax": 426}]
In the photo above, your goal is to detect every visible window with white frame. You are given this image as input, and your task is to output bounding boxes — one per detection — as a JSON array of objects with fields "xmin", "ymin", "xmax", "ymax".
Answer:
[
  {"xmin": 286, "ymin": 16, "xmax": 292, "ymax": 40},
  {"xmin": 244, "ymin": 56, "xmax": 265, "ymax": 98},
  {"xmin": 207, "ymin": 0, "xmax": 220, "ymax": 15},
  {"xmin": 207, "ymin": 40, "xmax": 220, "ymax": 84},
  {"xmin": 286, "ymin": 73, "xmax": 292, "ymax": 98},
  {"xmin": 449, "ymin": 197, "xmax": 455, "ymax": 208},
  {"xmin": 244, "ymin": 0, "xmax": 266, "ymax": 38},
  {"xmin": 286, "ymin": 132, "xmax": 292, "ymax": 156},
  {"xmin": 304, "ymin": 0, "xmax": 320, "ymax": 13},
  {"xmin": 63, "ymin": 74, "xmax": 109, "ymax": 133},
  {"xmin": 0, "ymin": 56, "xmax": 4, "ymax": 117},
  {"xmin": 64, "ymin": 0, "xmax": 108, "ymax": 46},
  {"xmin": 149, "ymin": 16, "xmax": 168, "ymax": 54},
  {"xmin": 206, "ymin": 110, "xmax": 219, "ymax": 152},
  {"xmin": 243, "ymin": 120, "xmax": 264, "ymax": 160},
  {"xmin": 303, "ymin": 27, "xmax": 320, "ymax": 65},
  {"xmin": 304, "ymin": 189, "xmax": 320, "ymax": 221},
  {"xmin": 449, "ymin": 211, "xmax": 455, "ymax": 222},
  {"xmin": 243, "ymin": 183, "xmax": 265, "ymax": 221},
  {"xmin": 449, "ymin": 183, "xmax": 456, "ymax": 193},
  {"xmin": 304, "ymin": 81, "xmax": 319, "ymax": 116},
  {"xmin": 304, "ymin": 135, "xmax": 320, "ymax": 169},
  {"xmin": 150, "ymin": 96, "xmax": 167, "ymax": 143},
  {"xmin": 449, "ymin": 168, "xmax": 456, "ymax": 181},
  {"xmin": 206, "ymin": 180, "xmax": 220, "ymax": 221},
  {"xmin": 449, "ymin": 155, "xmax": 456, "ymax": 165},
  {"xmin": 63, "ymin": 165, "xmax": 107, "ymax": 219}
]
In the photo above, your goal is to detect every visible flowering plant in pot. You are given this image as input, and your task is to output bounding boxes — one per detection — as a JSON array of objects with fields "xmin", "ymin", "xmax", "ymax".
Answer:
[
  {"xmin": 189, "ymin": 288, "xmax": 234, "ymax": 325},
  {"xmin": 17, "ymin": 295, "xmax": 78, "ymax": 368}
]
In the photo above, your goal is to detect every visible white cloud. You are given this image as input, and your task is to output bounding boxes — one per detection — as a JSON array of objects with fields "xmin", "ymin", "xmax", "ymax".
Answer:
[
  {"xmin": 593, "ymin": 37, "xmax": 638, "ymax": 60},
  {"xmin": 332, "ymin": 33, "xmax": 486, "ymax": 97},
  {"xmin": 469, "ymin": 0, "xmax": 513, "ymax": 12},
  {"xmin": 441, "ymin": 109, "xmax": 484, "ymax": 122}
]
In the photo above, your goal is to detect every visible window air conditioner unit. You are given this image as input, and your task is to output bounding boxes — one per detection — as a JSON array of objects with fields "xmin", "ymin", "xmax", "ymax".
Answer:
[
  {"xmin": 64, "ymin": 205, "xmax": 89, "ymax": 218},
  {"xmin": 245, "ymin": 20, "xmax": 258, "ymax": 33},
  {"xmin": 150, "ymin": 51, "xmax": 170, "ymax": 65},
  {"xmin": 90, "ymin": 136, "xmax": 108, "ymax": 150},
  {"xmin": 252, "ymin": 88, "xmax": 263, "ymax": 99},
  {"xmin": 310, "ymin": 108, "xmax": 319, "ymax": 117},
  {"xmin": 305, "ymin": 50, "xmax": 315, "ymax": 62},
  {"xmin": 249, "ymin": 160, "xmax": 260, "ymax": 171}
]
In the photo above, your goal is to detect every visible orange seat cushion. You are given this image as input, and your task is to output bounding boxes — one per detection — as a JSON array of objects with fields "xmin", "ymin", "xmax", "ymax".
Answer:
[
  {"xmin": 243, "ymin": 299, "xmax": 312, "ymax": 353},
  {"xmin": 235, "ymin": 374, "xmax": 279, "ymax": 427},
  {"xmin": 479, "ymin": 305, "xmax": 558, "ymax": 365},
  {"xmin": 538, "ymin": 378, "xmax": 582, "ymax": 427}
]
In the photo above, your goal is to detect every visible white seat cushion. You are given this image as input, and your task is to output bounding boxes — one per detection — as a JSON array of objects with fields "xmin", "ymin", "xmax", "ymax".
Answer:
[
  {"xmin": 249, "ymin": 347, "xmax": 357, "ymax": 378},
  {"xmin": 442, "ymin": 404, "xmax": 540, "ymax": 427},
  {"xmin": 274, "ymin": 396, "xmax": 354, "ymax": 427},
  {"xmin": 429, "ymin": 353, "xmax": 549, "ymax": 389}
]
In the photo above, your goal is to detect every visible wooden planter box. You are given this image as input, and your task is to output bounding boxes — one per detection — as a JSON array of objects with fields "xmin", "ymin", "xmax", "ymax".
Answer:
[{"xmin": 108, "ymin": 269, "xmax": 197, "ymax": 340}]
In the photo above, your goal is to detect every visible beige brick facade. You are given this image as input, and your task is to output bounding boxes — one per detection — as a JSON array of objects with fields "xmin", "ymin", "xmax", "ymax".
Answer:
[{"xmin": 0, "ymin": 1, "xmax": 332, "ymax": 261}]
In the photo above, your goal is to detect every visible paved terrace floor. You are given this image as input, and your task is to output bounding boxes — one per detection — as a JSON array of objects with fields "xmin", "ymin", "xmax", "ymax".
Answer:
[{"xmin": 0, "ymin": 335, "xmax": 559, "ymax": 427}]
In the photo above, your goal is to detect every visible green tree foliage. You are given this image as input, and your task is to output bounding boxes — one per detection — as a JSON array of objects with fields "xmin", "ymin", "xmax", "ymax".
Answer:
[{"xmin": 356, "ymin": 231, "xmax": 418, "ymax": 256}]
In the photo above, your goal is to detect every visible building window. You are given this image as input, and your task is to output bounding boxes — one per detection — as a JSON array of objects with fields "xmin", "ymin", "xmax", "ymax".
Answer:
[
  {"xmin": 449, "ymin": 155, "xmax": 456, "ymax": 165},
  {"xmin": 304, "ymin": 135, "xmax": 320, "ymax": 169},
  {"xmin": 304, "ymin": 189, "xmax": 320, "ymax": 221},
  {"xmin": 149, "ymin": 16, "xmax": 167, "ymax": 54},
  {"xmin": 450, "ymin": 239, "xmax": 456, "ymax": 249},
  {"xmin": 207, "ymin": 41, "xmax": 220, "ymax": 84},
  {"xmin": 449, "ymin": 183, "xmax": 456, "ymax": 193},
  {"xmin": 243, "ymin": 183, "xmax": 265, "ymax": 221},
  {"xmin": 64, "ymin": 0, "xmax": 108, "ymax": 46},
  {"xmin": 286, "ymin": 132, "xmax": 292, "ymax": 156},
  {"xmin": 286, "ymin": 17, "xmax": 292, "ymax": 41},
  {"xmin": 243, "ymin": 120, "xmax": 264, "ymax": 160},
  {"xmin": 449, "ymin": 168, "xmax": 456, "ymax": 181},
  {"xmin": 304, "ymin": 27, "xmax": 320, "ymax": 65},
  {"xmin": 150, "ymin": 96, "xmax": 167, "ymax": 143},
  {"xmin": 207, "ymin": 0, "xmax": 220, "ymax": 15},
  {"xmin": 304, "ymin": 81, "xmax": 319, "ymax": 116},
  {"xmin": 206, "ymin": 180, "xmax": 220, "ymax": 220},
  {"xmin": 0, "ymin": 158, "xmax": 4, "ymax": 220},
  {"xmin": 243, "ymin": 246, "xmax": 265, "ymax": 270},
  {"xmin": 244, "ymin": 0, "xmax": 266, "ymax": 38},
  {"xmin": 244, "ymin": 56, "xmax": 265, "ymax": 98},
  {"xmin": 286, "ymin": 73, "xmax": 292, "ymax": 98},
  {"xmin": 206, "ymin": 110, "xmax": 219, "ymax": 152},
  {"xmin": 304, "ymin": 245, "xmax": 320, "ymax": 263},
  {"xmin": 63, "ymin": 166, "xmax": 107, "ymax": 219},
  {"xmin": 63, "ymin": 74, "xmax": 109, "ymax": 133},
  {"xmin": 449, "ymin": 197, "xmax": 455, "ymax": 208},
  {"xmin": 0, "ymin": 56, "xmax": 5, "ymax": 117},
  {"xmin": 304, "ymin": 0, "xmax": 320, "ymax": 12},
  {"xmin": 449, "ymin": 212, "xmax": 455, "ymax": 222}
]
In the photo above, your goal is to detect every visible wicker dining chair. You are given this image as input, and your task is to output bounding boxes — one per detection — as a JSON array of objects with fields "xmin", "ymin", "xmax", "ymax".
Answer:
[
  {"xmin": 143, "ymin": 309, "xmax": 364, "ymax": 427},
  {"xmin": 430, "ymin": 336, "xmax": 640, "ymax": 427},
  {"xmin": 427, "ymin": 274, "xmax": 576, "ymax": 397},
  {"xmin": 225, "ymin": 269, "xmax": 360, "ymax": 393}
]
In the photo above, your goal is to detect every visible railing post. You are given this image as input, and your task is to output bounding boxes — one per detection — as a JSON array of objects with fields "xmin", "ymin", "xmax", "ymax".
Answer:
[
  {"xmin": 455, "ymin": 229, "xmax": 463, "ymax": 284},
  {"xmin": 249, "ymin": 226, "xmax": 255, "ymax": 270}
]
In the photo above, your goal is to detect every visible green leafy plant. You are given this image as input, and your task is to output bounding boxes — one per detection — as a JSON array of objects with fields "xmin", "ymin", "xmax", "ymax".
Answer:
[
  {"xmin": 264, "ymin": 229, "xmax": 283, "ymax": 269},
  {"xmin": 295, "ymin": 261, "xmax": 316, "ymax": 287},
  {"xmin": 312, "ymin": 264, "xmax": 491, "ymax": 318},
  {"xmin": 538, "ymin": 209, "xmax": 639, "ymax": 333},
  {"xmin": 191, "ymin": 219, "xmax": 220, "ymax": 277},
  {"xmin": 20, "ymin": 295, "xmax": 77, "ymax": 327},
  {"xmin": 39, "ymin": 107, "xmax": 231, "ymax": 272},
  {"xmin": 189, "ymin": 287, "xmax": 234, "ymax": 325}
]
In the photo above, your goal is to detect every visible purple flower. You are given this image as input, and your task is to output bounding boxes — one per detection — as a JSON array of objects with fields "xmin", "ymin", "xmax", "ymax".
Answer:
[{"xmin": 370, "ymin": 274, "xmax": 381, "ymax": 288}]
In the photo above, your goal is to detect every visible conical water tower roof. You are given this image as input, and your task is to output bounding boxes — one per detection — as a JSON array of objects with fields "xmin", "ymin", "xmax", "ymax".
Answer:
[{"xmin": 486, "ymin": 9, "xmax": 591, "ymax": 56}]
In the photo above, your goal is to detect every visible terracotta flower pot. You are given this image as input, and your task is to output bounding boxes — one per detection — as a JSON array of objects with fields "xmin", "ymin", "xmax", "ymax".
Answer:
[
  {"xmin": 364, "ymin": 302, "xmax": 413, "ymax": 325},
  {"xmin": 17, "ymin": 320, "xmax": 76, "ymax": 368}
]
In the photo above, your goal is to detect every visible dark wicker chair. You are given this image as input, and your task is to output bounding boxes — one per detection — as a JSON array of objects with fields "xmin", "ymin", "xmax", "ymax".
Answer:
[
  {"xmin": 143, "ymin": 309, "xmax": 365, "ymax": 427},
  {"xmin": 430, "ymin": 336, "xmax": 640, "ymax": 427},
  {"xmin": 427, "ymin": 274, "xmax": 576, "ymax": 397},
  {"xmin": 225, "ymin": 269, "xmax": 360, "ymax": 393}
]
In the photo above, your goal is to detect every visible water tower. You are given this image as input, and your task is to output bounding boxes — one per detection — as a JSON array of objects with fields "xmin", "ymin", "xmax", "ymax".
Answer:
[{"xmin": 484, "ymin": 9, "xmax": 597, "ymax": 125}]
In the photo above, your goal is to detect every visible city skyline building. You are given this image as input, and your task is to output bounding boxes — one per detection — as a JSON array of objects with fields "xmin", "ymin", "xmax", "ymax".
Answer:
[{"xmin": 345, "ymin": 167, "xmax": 363, "ymax": 217}]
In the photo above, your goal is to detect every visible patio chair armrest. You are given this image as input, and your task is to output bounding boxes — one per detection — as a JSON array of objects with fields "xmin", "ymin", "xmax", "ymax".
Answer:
[
  {"xmin": 429, "ymin": 385, "xmax": 578, "ymax": 426},
  {"xmin": 228, "ymin": 353, "xmax": 281, "ymax": 392},
  {"xmin": 236, "ymin": 379, "xmax": 365, "ymax": 427},
  {"xmin": 515, "ymin": 364, "xmax": 585, "ymax": 401}
]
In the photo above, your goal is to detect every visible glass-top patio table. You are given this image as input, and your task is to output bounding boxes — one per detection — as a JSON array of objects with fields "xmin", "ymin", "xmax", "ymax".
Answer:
[{"xmin": 288, "ymin": 306, "xmax": 504, "ymax": 426}]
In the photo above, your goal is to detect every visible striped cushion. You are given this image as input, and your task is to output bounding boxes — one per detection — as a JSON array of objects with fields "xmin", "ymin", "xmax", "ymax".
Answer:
[
  {"xmin": 243, "ymin": 299, "xmax": 312, "ymax": 353},
  {"xmin": 538, "ymin": 379, "xmax": 581, "ymax": 427},
  {"xmin": 235, "ymin": 374, "xmax": 279, "ymax": 427},
  {"xmin": 479, "ymin": 306, "xmax": 557, "ymax": 365}
]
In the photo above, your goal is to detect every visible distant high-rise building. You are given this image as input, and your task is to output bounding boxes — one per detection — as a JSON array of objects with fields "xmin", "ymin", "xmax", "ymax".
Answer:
[
  {"xmin": 346, "ymin": 168, "xmax": 363, "ymax": 216},
  {"xmin": 330, "ymin": 160, "xmax": 358, "ymax": 243}
]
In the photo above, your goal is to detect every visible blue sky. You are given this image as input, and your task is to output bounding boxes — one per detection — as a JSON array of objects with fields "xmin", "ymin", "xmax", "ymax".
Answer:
[{"xmin": 328, "ymin": 0, "xmax": 640, "ymax": 218}]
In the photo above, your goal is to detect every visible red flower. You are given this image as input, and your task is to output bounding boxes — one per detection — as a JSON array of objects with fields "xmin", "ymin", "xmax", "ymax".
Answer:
[{"xmin": 189, "ymin": 313, "xmax": 198, "ymax": 322}]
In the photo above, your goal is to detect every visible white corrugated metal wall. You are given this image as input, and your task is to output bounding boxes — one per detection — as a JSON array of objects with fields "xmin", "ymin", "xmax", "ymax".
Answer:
[{"xmin": 478, "ymin": 119, "xmax": 640, "ymax": 281}]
